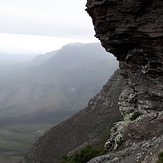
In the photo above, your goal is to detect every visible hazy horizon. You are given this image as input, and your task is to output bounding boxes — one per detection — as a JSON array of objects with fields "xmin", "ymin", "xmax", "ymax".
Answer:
[
  {"xmin": 0, "ymin": 33, "xmax": 98, "ymax": 55},
  {"xmin": 0, "ymin": 0, "xmax": 97, "ymax": 55},
  {"xmin": 0, "ymin": 42, "xmax": 102, "ymax": 64}
]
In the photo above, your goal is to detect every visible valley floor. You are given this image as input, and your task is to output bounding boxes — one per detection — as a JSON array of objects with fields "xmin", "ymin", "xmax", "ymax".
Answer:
[{"xmin": 0, "ymin": 124, "xmax": 54, "ymax": 163}]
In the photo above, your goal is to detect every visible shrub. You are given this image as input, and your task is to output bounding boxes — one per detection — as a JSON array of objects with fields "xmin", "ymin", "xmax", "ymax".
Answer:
[
  {"xmin": 61, "ymin": 132, "xmax": 110, "ymax": 163},
  {"xmin": 61, "ymin": 145, "xmax": 104, "ymax": 163},
  {"xmin": 156, "ymin": 151, "xmax": 163, "ymax": 163},
  {"xmin": 130, "ymin": 112, "xmax": 142, "ymax": 121}
]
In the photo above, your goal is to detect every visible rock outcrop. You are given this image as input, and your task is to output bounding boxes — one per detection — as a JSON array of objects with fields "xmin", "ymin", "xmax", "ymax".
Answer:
[
  {"xmin": 20, "ymin": 70, "xmax": 125, "ymax": 163},
  {"xmin": 86, "ymin": 0, "xmax": 163, "ymax": 162}
]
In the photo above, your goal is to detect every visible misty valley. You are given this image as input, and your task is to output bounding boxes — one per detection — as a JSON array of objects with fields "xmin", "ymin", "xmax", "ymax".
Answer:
[{"xmin": 0, "ymin": 43, "xmax": 118, "ymax": 163}]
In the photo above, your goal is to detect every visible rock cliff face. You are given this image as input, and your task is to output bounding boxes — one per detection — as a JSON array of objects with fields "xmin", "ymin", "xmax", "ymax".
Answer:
[{"xmin": 86, "ymin": 0, "xmax": 163, "ymax": 162}]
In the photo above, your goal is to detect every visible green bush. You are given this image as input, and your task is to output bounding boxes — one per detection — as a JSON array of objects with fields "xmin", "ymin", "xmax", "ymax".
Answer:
[
  {"xmin": 61, "ymin": 145, "xmax": 103, "ymax": 163},
  {"xmin": 156, "ymin": 151, "xmax": 163, "ymax": 163},
  {"xmin": 61, "ymin": 133, "xmax": 110, "ymax": 163},
  {"xmin": 130, "ymin": 112, "xmax": 142, "ymax": 121}
]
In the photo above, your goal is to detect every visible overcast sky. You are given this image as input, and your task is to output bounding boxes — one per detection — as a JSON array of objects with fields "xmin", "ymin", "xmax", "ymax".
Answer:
[{"xmin": 0, "ymin": 0, "xmax": 98, "ymax": 55}]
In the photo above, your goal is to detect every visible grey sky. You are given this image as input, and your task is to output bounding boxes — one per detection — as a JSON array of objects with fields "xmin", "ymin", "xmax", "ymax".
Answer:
[{"xmin": 0, "ymin": 0, "xmax": 98, "ymax": 54}]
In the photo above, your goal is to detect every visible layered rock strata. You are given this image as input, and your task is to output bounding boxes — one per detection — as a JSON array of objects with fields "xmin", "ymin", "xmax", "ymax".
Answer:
[{"xmin": 86, "ymin": 0, "xmax": 163, "ymax": 162}]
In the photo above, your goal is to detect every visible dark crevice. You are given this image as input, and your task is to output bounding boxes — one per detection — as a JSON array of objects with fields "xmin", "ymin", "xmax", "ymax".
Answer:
[{"xmin": 135, "ymin": 0, "xmax": 153, "ymax": 19}]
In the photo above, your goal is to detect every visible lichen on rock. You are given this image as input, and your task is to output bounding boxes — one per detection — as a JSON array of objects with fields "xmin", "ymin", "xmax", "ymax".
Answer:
[{"xmin": 105, "ymin": 87, "xmax": 137, "ymax": 150}]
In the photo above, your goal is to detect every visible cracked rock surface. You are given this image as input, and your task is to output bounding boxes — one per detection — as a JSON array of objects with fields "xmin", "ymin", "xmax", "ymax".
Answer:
[{"xmin": 86, "ymin": 0, "xmax": 163, "ymax": 162}]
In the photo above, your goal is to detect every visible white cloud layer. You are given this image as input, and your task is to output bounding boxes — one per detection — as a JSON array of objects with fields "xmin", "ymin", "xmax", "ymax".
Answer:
[
  {"xmin": 0, "ymin": 33, "xmax": 98, "ymax": 54},
  {"xmin": 0, "ymin": 0, "xmax": 97, "ymax": 54}
]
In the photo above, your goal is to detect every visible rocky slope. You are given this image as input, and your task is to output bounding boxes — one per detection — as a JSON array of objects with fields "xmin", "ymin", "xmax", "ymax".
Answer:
[
  {"xmin": 86, "ymin": 0, "xmax": 163, "ymax": 162},
  {"xmin": 20, "ymin": 70, "xmax": 125, "ymax": 163}
]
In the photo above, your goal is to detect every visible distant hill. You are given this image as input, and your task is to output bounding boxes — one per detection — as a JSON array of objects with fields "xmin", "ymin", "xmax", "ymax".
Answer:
[
  {"xmin": 0, "ymin": 43, "xmax": 118, "ymax": 125},
  {"xmin": 41, "ymin": 42, "xmax": 113, "ymax": 71},
  {"xmin": 0, "ymin": 53, "xmax": 38, "ymax": 64},
  {"xmin": 29, "ymin": 50, "xmax": 57, "ymax": 65}
]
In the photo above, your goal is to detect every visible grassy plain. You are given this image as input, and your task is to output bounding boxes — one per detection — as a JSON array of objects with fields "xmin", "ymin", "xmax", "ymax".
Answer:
[{"xmin": 0, "ymin": 124, "xmax": 54, "ymax": 163}]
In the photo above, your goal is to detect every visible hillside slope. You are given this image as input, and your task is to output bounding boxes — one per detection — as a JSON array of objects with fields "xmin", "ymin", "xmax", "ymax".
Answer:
[{"xmin": 20, "ymin": 70, "xmax": 125, "ymax": 163}]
